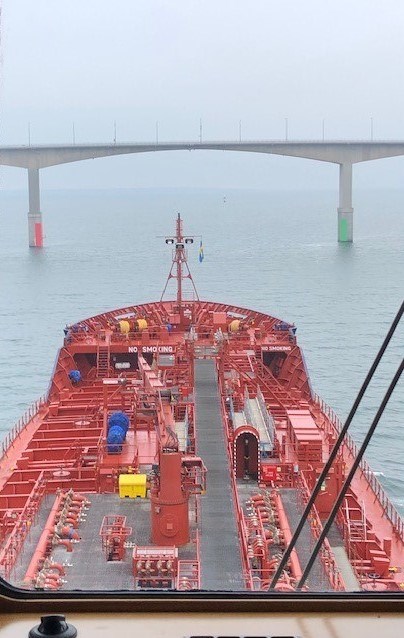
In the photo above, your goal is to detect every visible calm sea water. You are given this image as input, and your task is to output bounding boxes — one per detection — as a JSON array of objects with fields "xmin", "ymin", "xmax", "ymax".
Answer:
[{"xmin": 0, "ymin": 187, "xmax": 403, "ymax": 510}]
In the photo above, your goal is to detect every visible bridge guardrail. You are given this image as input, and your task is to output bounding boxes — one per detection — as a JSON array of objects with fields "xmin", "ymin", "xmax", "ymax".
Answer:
[{"xmin": 4, "ymin": 139, "xmax": 404, "ymax": 150}]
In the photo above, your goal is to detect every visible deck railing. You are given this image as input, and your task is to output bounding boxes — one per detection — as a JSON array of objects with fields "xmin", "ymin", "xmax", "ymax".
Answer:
[
  {"xmin": 0, "ymin": 395, "xmax": 46, "ymax": 462},
  {"xmin": 296, "ymin": 472, "xmax": 345, "ymax": 591},
  {"xmin": 244, "ymin": 387, "xmax": 253, "ymax": 424},
  {"xmin": 232, "ymin": 481, "xmax": 255, "ymax": 590},
  {"xmin": 228, "ymin": 395, "xmax": 236, "ymax": 426},
  {"xmin": 0, "ymin": 470, "xmax": 48, "ymax": 579},
  {"xmin": 244, "ymin": 387, "xmax": 274, "ymax": 452},
  {"xmin": 314, "ymin": 393, "xmax": 404, "ymax": 539},
  {"xmin": 257, "ymin": 387, "xmax": 275, "ymax": 445}
]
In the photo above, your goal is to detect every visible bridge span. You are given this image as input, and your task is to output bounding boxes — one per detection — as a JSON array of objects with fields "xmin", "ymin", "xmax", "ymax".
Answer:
[{"xmin": 1, "ymin": 139, "xmax": 404, "ymax": 246}]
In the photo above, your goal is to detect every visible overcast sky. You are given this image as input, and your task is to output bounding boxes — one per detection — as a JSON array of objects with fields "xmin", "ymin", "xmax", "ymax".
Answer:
[{"xmin": 2, "ymin": 0, "xmax": 404, "ymax": 190}]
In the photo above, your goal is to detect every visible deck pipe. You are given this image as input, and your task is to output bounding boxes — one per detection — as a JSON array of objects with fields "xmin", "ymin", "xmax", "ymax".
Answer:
[
  {"xmin": 35, "ymin": 576, "xmax": 60, "ymax": 590},
  {"xmin": 24, "ymin": 489, "xmax": 85, "ymax": 584},
  {"xmin": 24, "ymin": 491, "xmax": 65, "ymax": 583},
  {"xmin": 55, "ymin": 539, "xmax": 73, "ymax": 552},
  {"xmin": 43, "ymin": 559, "xmax": 65, "ymax": 576},
  {"xmin": 271, "ymin": 491, "xmax": 303, "ymax": 582}
]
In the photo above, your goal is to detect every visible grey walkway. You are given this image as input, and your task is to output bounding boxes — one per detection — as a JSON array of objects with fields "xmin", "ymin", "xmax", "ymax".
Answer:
[
  {"xmin": 195, "ymin": 359, "xmax": 244, "ymax": 590},
  {"xmin": 279, "ymin": 488, "xmax": 331, "ymax": 591},
  {"xmin": 280, "ymin": 489, "xmax": 359, "ymax": 591},
  {"xmin": 327, "ymin": 523, "xmax": 360, "ymax": 591}
]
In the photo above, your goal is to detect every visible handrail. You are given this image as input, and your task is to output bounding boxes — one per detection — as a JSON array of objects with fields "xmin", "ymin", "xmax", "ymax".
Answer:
[
  {"xmin": 257, "ymin": 388, "xmax": 275, "ymax": 445},
  {"xmin": 313, "ymin": 393, "xmax": 404, "ymax": 538},
  {"xmin": 0, "ymin": 470, "xmax": 49, "ymax": 579},
  {"xmin": 244, "ymin": 387, "xmax": 253, "ymax": 425},
  {"xmin": 0, "ymin": 395, "xmax": 46, "ymax": 462},
  {"xmin": 296, "ymin": 473, "xmax": 345, "ymax": 591},
  {"xmin": 228, "ymin": 395, "xmax": 236, "ymax": 425},
  {"xmin": 184, "ymin": 406, "xmax": 190, "ymax": 452},
  {"xmin": 244, "ymin": 387, "xmax": 274, "ymax": 451},
  {"xmin": 6, "ymin": 138, "xmax": 404, "ymax": 151}
]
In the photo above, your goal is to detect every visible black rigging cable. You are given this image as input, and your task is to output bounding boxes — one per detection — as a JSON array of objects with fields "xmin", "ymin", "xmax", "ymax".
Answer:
[
  {"xmin": 269, "ymin": 300, "xmax": 404, "ymax": 589},
  {"xmin": 297, "ymin": 356, "xmax": 403, "ymax": 589}
]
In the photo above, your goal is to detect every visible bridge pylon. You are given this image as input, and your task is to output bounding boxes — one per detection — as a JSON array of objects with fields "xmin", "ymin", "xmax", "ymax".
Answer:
[
  {"xmin": 28, "ymin": 168, "xmax": 44, "ymax": 248},
  {"xmin": 338, "ymin": 162, "xmax": 353, "ymax": 242}
]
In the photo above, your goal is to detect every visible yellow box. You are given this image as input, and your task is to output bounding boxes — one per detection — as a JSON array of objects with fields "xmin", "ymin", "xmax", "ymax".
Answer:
[{"xmin": 119, "ymin": 473, "xmax": 147, "ymax": 498}]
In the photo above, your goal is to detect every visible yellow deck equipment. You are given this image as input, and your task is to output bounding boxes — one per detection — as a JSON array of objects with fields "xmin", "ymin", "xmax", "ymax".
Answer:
[{"xmin": 119, "ymin": 473, "xmax": 147, "ymax": 498}]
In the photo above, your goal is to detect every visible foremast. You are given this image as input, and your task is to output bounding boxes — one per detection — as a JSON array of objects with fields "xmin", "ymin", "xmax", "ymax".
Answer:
[{"xmin": 160, "ymin": 213, "xmax": 199, "ymax": 324}]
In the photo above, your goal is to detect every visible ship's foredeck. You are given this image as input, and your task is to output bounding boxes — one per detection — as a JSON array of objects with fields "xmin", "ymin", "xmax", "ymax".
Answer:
[
  {"xmin": 13, "ymin": 493, "xmax": 198, "ymax": 590},
  {"xmin": 1, "ymin": 287, "xmax": 403, "ymax": 593}
]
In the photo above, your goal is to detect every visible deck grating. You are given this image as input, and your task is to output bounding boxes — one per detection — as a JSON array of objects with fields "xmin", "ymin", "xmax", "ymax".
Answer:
[
  {"xmin": 11, "ymin": 492, "xmax": 196, "ymax": 591},
  {"xmin": 195, "ymin": 359, "xmax": 244, "ymax": 590},
  {"xmin": 279, "ymin": 488, "xmax": 331, "ymax": 591},
  {"xmin": 11, "ymin": 494, "xmax": 54, "ymax": 587},
  {"xmin": 327, "ymin": 522, "xmax": 360, "ymax": 590}
]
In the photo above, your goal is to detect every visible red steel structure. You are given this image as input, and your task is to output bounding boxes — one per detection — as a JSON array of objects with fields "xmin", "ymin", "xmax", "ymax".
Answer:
[
  {"xmin": 99, "ymin": 515, "xmax": 132, "ymax": 561},
  {"xmin": 0, "ymin": 214, "xmax": 403, "ymax": 593}
]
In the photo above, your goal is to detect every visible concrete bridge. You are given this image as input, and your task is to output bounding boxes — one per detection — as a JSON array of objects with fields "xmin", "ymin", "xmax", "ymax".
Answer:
[{"xmin": 1, "ymin": 139, "xmax": 404, "ymax": 246}]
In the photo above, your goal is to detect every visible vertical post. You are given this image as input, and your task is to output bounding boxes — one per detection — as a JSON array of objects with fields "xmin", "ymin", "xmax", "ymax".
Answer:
[
  {"xmin": 338, "ymin": 162, "xmax": 353, "ymax": 242},
  {"xmin": 28, "ymin": 168, "xmax": 43, "ymax": 248}
]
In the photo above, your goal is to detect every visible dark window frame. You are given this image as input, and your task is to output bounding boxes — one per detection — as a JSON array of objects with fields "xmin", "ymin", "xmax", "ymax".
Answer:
[{"xmin": 1, "ymin": 578, "xmax": 404, "ymax": 613}]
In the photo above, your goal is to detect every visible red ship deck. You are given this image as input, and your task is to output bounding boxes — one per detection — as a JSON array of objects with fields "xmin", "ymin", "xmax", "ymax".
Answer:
[{"xmin": 0, "ymin": 216, "xmax": 403, "ymax": 593}]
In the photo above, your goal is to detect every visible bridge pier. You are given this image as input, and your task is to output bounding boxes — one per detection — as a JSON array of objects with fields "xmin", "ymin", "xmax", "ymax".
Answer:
[
  {"xmin": 338, "ymin": 162, "xmax": 353, "ymax": 242},
  {"xmin": 28, "ymin": 168, "xmax": 43, "ymax": 248}
]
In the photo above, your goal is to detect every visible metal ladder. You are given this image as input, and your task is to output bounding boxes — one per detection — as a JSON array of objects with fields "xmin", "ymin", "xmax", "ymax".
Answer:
[{"xmin": 97, "ymin": 344, "xmax": 110, "ymax": 378}]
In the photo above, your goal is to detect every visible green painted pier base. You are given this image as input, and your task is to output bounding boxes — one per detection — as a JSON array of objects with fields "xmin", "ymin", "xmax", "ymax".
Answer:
[{"xmin": 337, "ymin": 208, "xmax": 353, "ymax": 242}]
